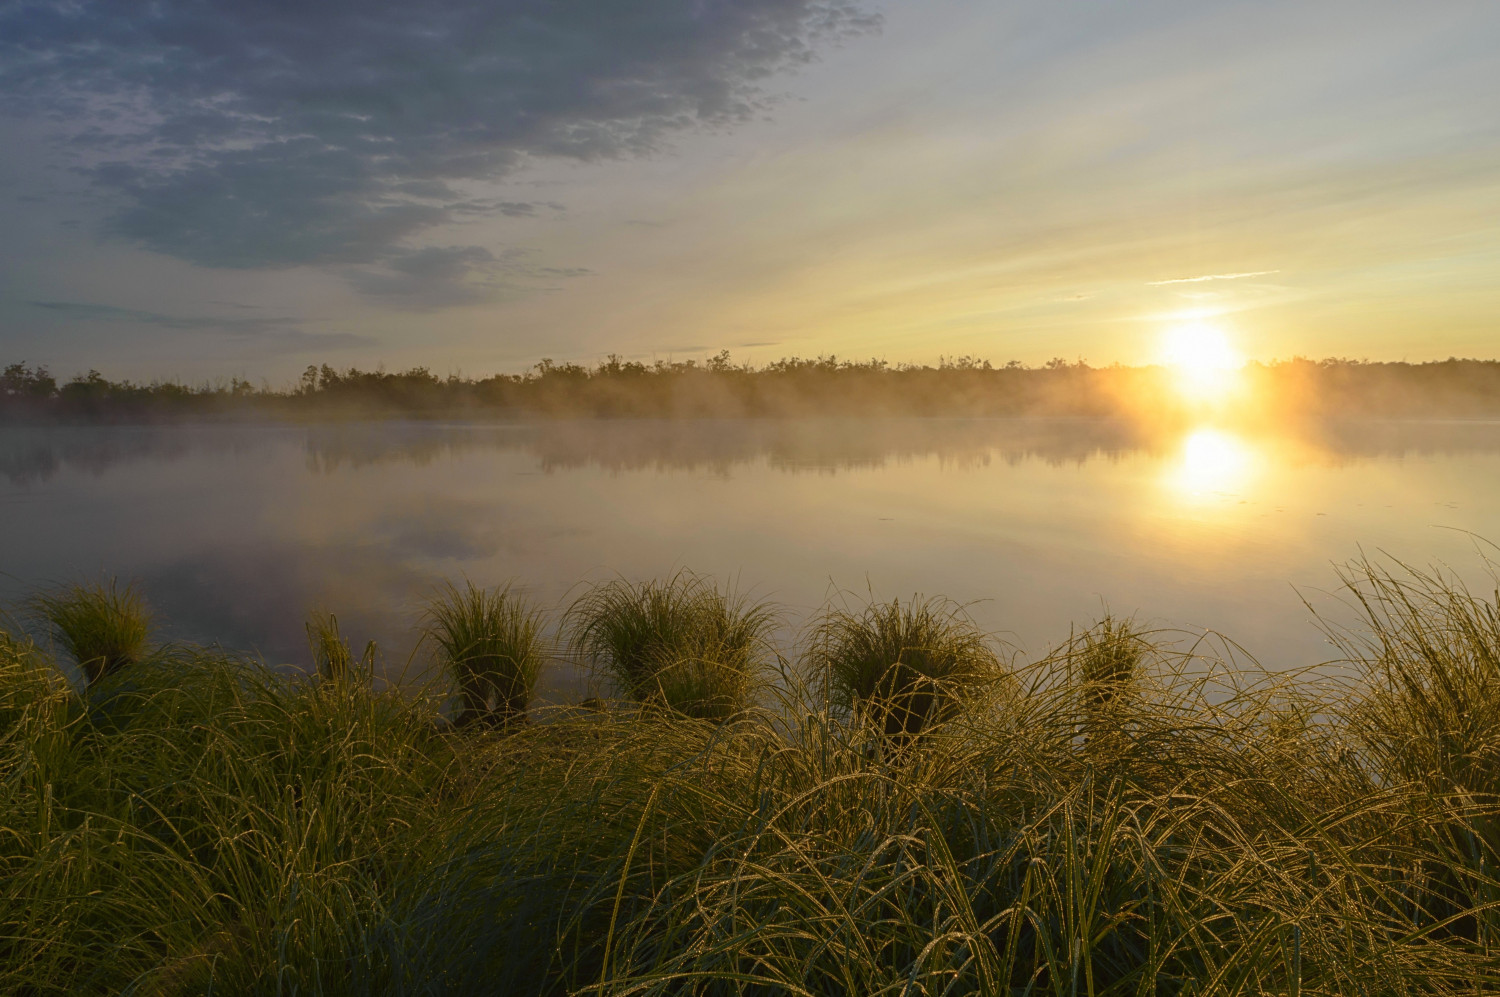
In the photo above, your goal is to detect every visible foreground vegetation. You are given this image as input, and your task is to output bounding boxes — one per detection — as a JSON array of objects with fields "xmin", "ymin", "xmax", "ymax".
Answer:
[
  {"xmin": 7, "ymin": 354, "xmax": 1500, "ymax": 423},
  {"xmin": 5, "ymin": 561, "xmax": 1500, "ymax": 994}
]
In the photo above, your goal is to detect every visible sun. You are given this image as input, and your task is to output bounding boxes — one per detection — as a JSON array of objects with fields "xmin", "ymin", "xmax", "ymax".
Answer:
[{"xmin": 1159, "ymin": 323, "xmax": 1244, "ymax": 402}]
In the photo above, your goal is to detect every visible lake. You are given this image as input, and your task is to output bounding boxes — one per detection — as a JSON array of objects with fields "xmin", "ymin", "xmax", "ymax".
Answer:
[{"xmin": 4, "ymin": 418, "xmax": 1499, "ymax": 698}]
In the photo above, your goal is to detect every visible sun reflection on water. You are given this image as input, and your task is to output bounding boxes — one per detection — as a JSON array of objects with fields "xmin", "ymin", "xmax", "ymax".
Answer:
[{"xmin": 1167, "ymin": 427, "xmax": 1258, "ymax": 504}]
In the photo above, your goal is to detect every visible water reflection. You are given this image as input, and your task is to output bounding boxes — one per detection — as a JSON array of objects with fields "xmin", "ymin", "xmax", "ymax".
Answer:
[
  {"xmin": 7, "ymin": 417, "xmax": 1500, "ymax": 487},
  {"xmin": 4, "ymin": 417, "xmax": 1500, "ymax": 687},
  {"xmin": 1, "ymin": 418, "xmax": 1156, "ymax": 485},
  {"xmin": 1168, "ymin": 428, "xmax": 1259, "ymax": 504}
]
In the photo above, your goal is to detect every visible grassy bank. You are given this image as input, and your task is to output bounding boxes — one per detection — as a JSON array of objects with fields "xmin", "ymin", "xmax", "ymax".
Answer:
[{"xmin": 4, "ymin": 562, "xmax": 1500, "ymax": 994}]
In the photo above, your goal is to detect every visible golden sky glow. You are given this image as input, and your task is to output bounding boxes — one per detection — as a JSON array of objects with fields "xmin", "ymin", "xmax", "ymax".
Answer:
[{"xmin": 2, "ymin": 1, "xmax": 1498, "ymax": 381}]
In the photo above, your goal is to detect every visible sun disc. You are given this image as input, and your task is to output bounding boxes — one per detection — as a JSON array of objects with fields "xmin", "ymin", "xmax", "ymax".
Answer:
[
  {"xmin": 1162, "ymin": 323, "xmax": 1240, "ymax": 371},
  {"xmin": 1160, "ymin": 323, "xmax": 1243, "ymax": 401}
]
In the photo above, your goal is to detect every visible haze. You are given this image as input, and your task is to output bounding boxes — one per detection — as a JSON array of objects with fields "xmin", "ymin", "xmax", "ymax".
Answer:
[{"xmin": 2, "ymin": 0, "xmax": 1497, "ymax": 383}]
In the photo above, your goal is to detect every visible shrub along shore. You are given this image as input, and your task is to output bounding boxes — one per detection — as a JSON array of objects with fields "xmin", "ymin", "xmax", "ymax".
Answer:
[{"xmin": 4, "ymin": 560, "xmax": 1500, "ymax": 993}]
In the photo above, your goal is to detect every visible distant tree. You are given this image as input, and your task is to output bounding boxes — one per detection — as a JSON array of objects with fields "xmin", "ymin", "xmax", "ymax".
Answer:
[
  {"xmin": 597, "ymin": 354, "xmax": 647, "ymax": 377},
  {"xmin": 2, "ymin": 362, "xmax": 57, "ymax": 399},
  {"xmin": 533, "ymin": 358, "xmax": 588, "ymax": 381},
  {"xmin": 63, "ymin": 369, "xmax": 109, "ymax": 393}
]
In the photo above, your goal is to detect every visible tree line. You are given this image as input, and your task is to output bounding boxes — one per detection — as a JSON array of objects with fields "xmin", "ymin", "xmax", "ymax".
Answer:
[{"xmin": 5, "ymin": 354, "xmax": 1500, "ymax": 422}]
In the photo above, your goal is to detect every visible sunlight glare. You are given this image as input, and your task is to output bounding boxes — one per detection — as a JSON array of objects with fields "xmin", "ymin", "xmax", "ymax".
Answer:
[
  {"xmin": 1168, "ymin": 428, "xmax": 1257, "ymax": 503},
  {"xmin": 1160, "ymin": 323, "xmax": 1244, "ymax": 403}
]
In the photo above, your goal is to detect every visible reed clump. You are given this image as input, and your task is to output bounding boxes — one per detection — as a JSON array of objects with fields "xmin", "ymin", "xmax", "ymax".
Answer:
[
  {"xmin": 306, "ymin": 611, "xmax": 376, "ymax": 685},
  {"xmin": 805, "ymin": 594, "xmax": 1003, "ymax": 745},
  {"xmin": 1061, "ymin": 613, "xmax": 1155, "ymax": 762},
  {"xmin": 6, "ymin": 558, "xmax": 1500, "ymax": 993},
  {"xmin": 1069, "ymin": 613, "xmax": 1148, "ymax": 707},
  {"xmin": 425, "ymin": 581, "xmax": 545, "ymax": 727},
  {"xmin": 30, "ymin": 578, "xmax": 151, "ymax": 685},
  {"xmin": 566, "ymin": 572, "xmax": 777, "ymax": 721},
  {"xmin": 1334, "ymin": 557, "xmax": 1500, "ymax": 794},
  {"xmin": 1328, "ymin": 556, "xmax": 1500, "ymax": 948}
]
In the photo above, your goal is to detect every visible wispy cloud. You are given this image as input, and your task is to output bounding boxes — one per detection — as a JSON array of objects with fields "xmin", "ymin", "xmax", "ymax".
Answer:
[{"xmin": 1148, "ymin": 270, "xmax": 1281, "ymax": 286}]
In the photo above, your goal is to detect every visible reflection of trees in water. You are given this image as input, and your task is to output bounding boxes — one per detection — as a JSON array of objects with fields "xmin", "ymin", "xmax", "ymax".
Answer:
[
  {"xmin": 294, "ymin": 418, "xmax": 1500, "ymax": 475},
  {"xmin": 6, "ymin": 418, "xmax": 1500, "ymax": 485},
  {"xmin": 518, "ymin": 419, "xmax": 1154, "ymax": 475},
  {"xmin": 300, "ymin": 423, "xmax": 512, "ymax": 474},
  {"xmin": 1299, "ymin": 420, "xmax": 1500, "ymax": 464},
  {"xmin": 0, "ymin": 438, "xmax": 60, "ymax": 486},
  {"xmin": 295, "ymin": 419, "xmax": 1159, "ymax": 475},
  {"xmin": 0, "ymin": 426, "xmax": 269, "ymax": 485}
]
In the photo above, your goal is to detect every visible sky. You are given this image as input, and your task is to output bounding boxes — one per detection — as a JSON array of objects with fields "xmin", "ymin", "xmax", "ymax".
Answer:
[{"xmin": 1, "ymin": 0, "xmax": 1497, "ymax": 384}]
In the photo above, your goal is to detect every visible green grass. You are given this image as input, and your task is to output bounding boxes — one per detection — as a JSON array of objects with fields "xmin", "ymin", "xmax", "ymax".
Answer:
[
  {"xmin": 1067, "ymin": 614, "xmax": 1148, "ymax": 703},
  {"xmin": 30, "ymin": 578, "xmax": 151, "ymax": 685},
  {"xmin": 426, "ymin": 580, "xmax": 546, "ymax": 726},
  {"xmin": 566, "ymin": 571, "xmax": 778, "ymax": 721},
  {"xmin": 804, "ymin": 593, "xmax": 1004, "ymax": 746},
  {"xmin": 306, "ymin": 610, "xmax": 376, "ymax": 684},
  {"xmin": 1060, "ymin": 614, "xmax": 1155, "ymax": 759},
  {"xmin": 4, "ymin": 559, "xmax": 1500, "ymax": 993},
  {"xmin": 1321, "ymin": 556, "xmax": 1500, "ymax": 948}
]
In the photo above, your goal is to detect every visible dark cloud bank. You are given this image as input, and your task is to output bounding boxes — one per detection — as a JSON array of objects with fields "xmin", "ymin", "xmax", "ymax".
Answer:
[{"xmin": 1, "ymin": 0, "xmax": 878, "ymax": 302}]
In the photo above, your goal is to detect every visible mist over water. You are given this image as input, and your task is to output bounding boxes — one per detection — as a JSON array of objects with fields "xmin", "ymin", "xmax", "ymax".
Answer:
[{"xmin": 4, "ymin": 417, "xmax": 1500, "ymax": 698}]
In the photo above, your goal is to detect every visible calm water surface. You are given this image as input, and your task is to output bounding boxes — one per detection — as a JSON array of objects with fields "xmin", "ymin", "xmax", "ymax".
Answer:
[{"xmin": 4, "ymin": 418, "xmax": 1499, "ymax": 696}]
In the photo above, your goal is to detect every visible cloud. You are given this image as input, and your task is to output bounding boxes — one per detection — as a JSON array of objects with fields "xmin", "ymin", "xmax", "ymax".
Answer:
[
  {"xmin": 0, "ymin": 0, "xmax": 879, "ymax": 299},
  {"xmin": 94, "ymin": 144, "xmax": 451, "ymax": 269},
  {"xmin": 26, "ymin": 300, "xmax": 371, "ymax": 352},
  {"xmin": 446, "ymin": 199, "xmax": 567, "ymax": 218},
  {"xmin": 345, "ymin": 244, "xmax": 595, "ymax": 309},
  {"xmin": 345, "ymin": 245, "xmax": 502, "ymax": 309},
  {"xmin": 1148, "ymin": 270, "xmax": 1282, "ymax": 285}
]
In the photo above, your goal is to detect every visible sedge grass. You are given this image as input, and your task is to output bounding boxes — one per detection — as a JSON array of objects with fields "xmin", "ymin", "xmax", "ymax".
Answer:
[
  {"xmin": 1320, "ymin": 555, "xmax": 1500, "ymax": 950},
  {"xmin": 425, "ymin": 580, "xmax": 545, "ymax": 726},
  {"xmin": 804, "ymin": 593, "xmax": 1003, "ymax": 746},
  {"xmin": 30, "ymin": 578, "xmax": 151, "ymax": 685},
  {"xmin": 1067, "ymin": 613, "xmax": 1149, "ymax": 709},
  {"xmin": 306, "ymin": 610, "xmax": 376, "ymax": 685},
  {"xmin": 4, "ymin": 559, "xmax": 1500, "ymax": 993},
  {"xmin": 566, "ymin": 571, "xmax": 778, "ymax": 721}
]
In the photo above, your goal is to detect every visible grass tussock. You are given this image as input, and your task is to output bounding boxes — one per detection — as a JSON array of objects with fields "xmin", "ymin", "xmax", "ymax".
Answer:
[
  {"xmin": 1068, "ymin": 613, "xmax": 1149, "ymax": 704},
  {"xmin": 425, "ymin": 580, "xmax": 546, "ymax": 727},
  {"xmin": 566, "ymin": 571, "xmax": 778, "ymax": 721},
  {"xmin": 805, "ymin": 593, "xmax": 1004, "ymax": 745},
  {"xmin": 6, "ymin": 559, "xmax": 1500, "ymax": 992},
  {"xmin": 306, "ymin": 610, "xmax": 376, "ymax": 685},
  {"xmin": 30, "ymin": 578, "xmax": 151, "ymax": 685}
]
